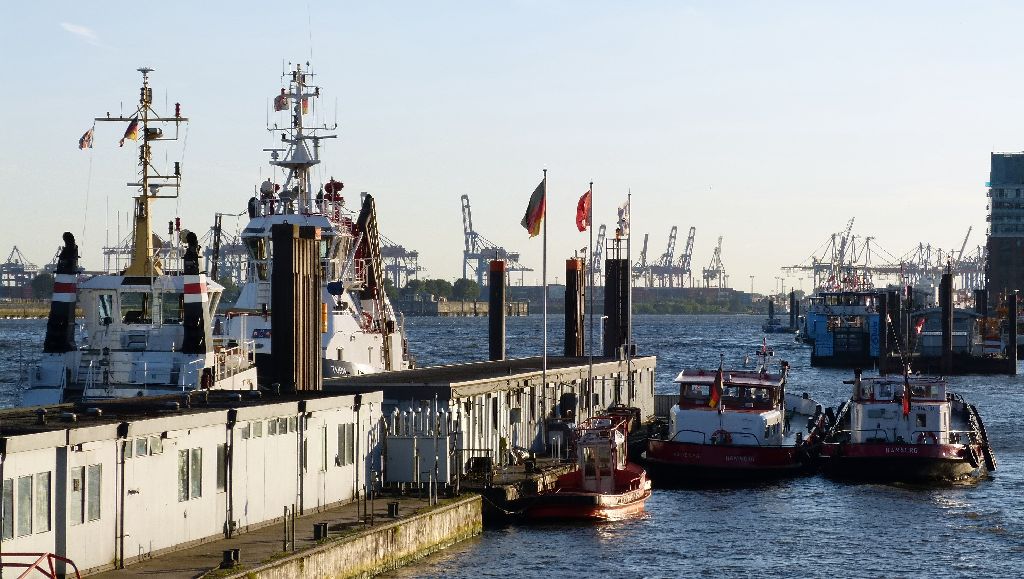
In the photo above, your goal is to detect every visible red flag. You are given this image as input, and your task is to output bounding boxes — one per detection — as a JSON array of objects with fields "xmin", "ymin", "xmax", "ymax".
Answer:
[
  {"xmin": 274, "ymin": 89, "xmax": 288, "ymax": 112},
  {"xmin": 575, "ymin": 188, "xmax": 591, "ymax": 232},
  {"xmin": 708, "ymin": 364, "xmax": 724, "ymax": 409},
  {"xmin": 913, "ymin": 317, "xmax": 926, "ymax": 335},
  {"xmin": 902, "ymin": 374, "xmax": 912, "ymax": 417}
]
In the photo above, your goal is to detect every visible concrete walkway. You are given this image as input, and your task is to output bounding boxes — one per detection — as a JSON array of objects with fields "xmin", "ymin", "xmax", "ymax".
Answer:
[{"xmin": 93, "ymin": 494, "xmax": 434, "ymax": 578}]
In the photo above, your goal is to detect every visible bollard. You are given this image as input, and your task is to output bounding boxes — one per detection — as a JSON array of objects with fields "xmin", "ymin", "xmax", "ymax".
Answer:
[
  {"xmin": 313, "ymin": 522, "xmax": 329, "ymax": 541},
  {"xmin": 387, "ymin": 501, "xmax": 400, "ymax": 518}
]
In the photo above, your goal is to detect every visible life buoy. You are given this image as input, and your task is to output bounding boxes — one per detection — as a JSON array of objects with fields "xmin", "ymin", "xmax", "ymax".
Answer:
[
  {"xmin": 916, "ymin": 431, "xmax": 938, "ymax": 445},
  {"xmin": 710, "ymin": 430, "xmax": 732, "ymax": 445},
  {"xmin": 361, "ymin": 312, "xmax": 374, "ymax": 331}
]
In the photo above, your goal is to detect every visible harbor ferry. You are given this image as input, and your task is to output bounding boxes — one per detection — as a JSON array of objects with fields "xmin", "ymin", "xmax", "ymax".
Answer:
[
  {"xmin": 819, "ymin": 369, "xmax": 996, "ymax": 483},
  {"xmin": 22, "ymin": 69, "xmax": 257, "ymax": 406},
  {"xmin": 215, "ymin": 63, "xmax": 412, "ymax": 378},
  {"xmin": 644, "ymin": 350, "xmax": 827, "ymax": 483},
  {"xmin": 803, "ymin": 290, "xmax": 882, "ymax": 367},
  {"xmin": 525, "ymin": 413, "xmax": 652, "ymax": 521}
]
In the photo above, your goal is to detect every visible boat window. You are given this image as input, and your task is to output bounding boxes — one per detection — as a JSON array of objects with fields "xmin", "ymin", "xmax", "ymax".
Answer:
[
  {"xmin": 582, "ymin": 447, "xmax": 596, "ymax": 477},
  {"xmin": 121, "ymin": 292, "xmax": 151, "ymax": 324},
  {"xmin": 916, "ymin": 413, "xmax": 927, "ymax": 428},
  {"xmin": 97, "ymin": 294, "xmax": 113, "ymax": 325},
  {"xmin": 596, "ymin": 447, "xmax": 612, "ymax": 476},
  {"xmin": 161, "ymin": 292, "xmax": 183, "ymax": 324},
  {"xmin": 244, "ymin": 237, "xmax": 269, "ymax": 280}
]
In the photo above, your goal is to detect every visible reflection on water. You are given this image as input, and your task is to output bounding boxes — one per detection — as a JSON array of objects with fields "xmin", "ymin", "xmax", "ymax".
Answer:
[{"xmin": 1, "ymin": 315, "xmax": 1021, "ymax": 577}]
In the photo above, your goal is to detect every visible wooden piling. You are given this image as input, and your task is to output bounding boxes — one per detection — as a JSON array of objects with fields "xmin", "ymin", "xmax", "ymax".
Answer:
[
  {"xmin": 564, "ymin": 258, "xmax": 585, "ymax": 357},
  {"xmin": 271, "ymin": 224, "xmax": 322, "ymax": 392},
  {"xmin": 488, "ymin": 260, "xmax": 506, "ymax": 361},
  {"xmin": 940, "ymin": 272, "xmax": 953, "ymax": 375}
]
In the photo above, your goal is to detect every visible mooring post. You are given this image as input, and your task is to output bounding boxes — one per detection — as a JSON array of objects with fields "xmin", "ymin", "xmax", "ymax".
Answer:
[
  {"xmin": 877, "ymin": 292, "xmax": 889, "ymax": 376},
  {"xmin": 940, "ymin": 272, "xmax": 954, "ymax": 375},
  {"xmin": 564, "ymin": 258, "xmax": 585, "ymax": 356},
  {"xmin": 271, "ymin": 224, "xmax": 322, "ymax": 392},
  {"xmin": 888, "ymin": 289, "xmax": 902, "ymax": 355},
  {"xmin": 602, "ymin": 257, "xmax": 630, "ymax": 358},
  {"xmin": 789, "ymin": 291, "xmax": 797, "ymax": 329},
  {"xmin": 488, "ymin": 260, "xmax": 506, "ymax": 361},
  {"xmin": 1009, "ymin": 291, "xmax": 1018, "ymax": 375}
]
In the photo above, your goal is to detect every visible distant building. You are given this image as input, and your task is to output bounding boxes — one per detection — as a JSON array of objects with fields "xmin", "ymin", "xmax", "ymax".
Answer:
[{"xmin": 986, "ymin": 152, "xmax": 1024, "ymax": 298}]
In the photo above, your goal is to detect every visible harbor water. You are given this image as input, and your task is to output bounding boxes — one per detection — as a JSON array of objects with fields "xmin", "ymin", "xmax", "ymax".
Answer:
[{"xmin": 2, "ymin": 315, "xmax": 1022, "ymax": 577}]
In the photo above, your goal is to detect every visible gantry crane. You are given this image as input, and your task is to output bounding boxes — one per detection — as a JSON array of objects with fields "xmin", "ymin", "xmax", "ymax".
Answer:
[
  {"xmin": 461, "ymin": 194, "xmax": 532, "ymax": 286},
  {"xmin": 702, "ymin": 236, "xmax": 726, "ymax": 288}
]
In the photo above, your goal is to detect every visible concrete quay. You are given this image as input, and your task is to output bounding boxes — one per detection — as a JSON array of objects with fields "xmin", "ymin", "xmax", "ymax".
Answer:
[{"xmin": 92, "ymin": 494, "xmax": 481, "ymax": 579}]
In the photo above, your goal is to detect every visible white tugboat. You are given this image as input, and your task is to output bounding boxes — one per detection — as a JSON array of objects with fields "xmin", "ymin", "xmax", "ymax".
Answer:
[
  {"xmin": 22, "ymin": 68, "xmax": 258, "ymax": 406},
  {"xmin": 216, "ymin": 63, "xmax": 412, "ymax": 378}
]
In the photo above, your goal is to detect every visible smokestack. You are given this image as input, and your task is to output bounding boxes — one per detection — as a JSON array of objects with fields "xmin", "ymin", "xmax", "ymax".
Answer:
[{"xmin": 43, "ymin": 232, "xmax": 79, "ymax": 354}]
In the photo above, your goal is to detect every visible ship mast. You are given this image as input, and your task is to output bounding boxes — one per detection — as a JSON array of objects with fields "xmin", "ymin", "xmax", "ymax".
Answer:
[
  {"xmin": 96, "ymin": 67, "xmax": 188, "ymax": 276},
  {"xmin": 268, "ymin": 62, "xmax": 336, "ymax": 215}
]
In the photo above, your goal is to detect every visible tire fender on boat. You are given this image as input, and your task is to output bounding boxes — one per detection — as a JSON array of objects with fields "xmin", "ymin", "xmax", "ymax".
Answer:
[
  {"xmin": 916, "ymin": 431, "xmax": 938, "ymax": 445},
  {"xmin": 962, "ymin": 445, "xmax": 979, "ymax": 469},
  {"xmin": 710, "ymin": 429, "xmax": 732, "ymax": 445}
]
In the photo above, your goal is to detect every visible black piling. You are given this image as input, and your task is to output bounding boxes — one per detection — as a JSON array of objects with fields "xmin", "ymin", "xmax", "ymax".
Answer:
[
  {"xmin": 43, "ymin": 232, "xmax": 79, "ymax": 354},
  {"xmin": 564, "ymin": 258, "xmax": 585, "ymax": 357},
  {"xmin": 888, "ymin": 289, "xmax": 902, "ymax": 355},
  {"xmin": 767, "ymin": 299, "xmax": 775, "ymax": 321},
  {"xmin": 271, "ymin": 224, "xmax": 322, "ymax": 392},
  {"xmin": 877, "ymin": 291, "xmax": 889, "ymax": 376},
  {"xmin": 940, "ymin": 272, "xmax": 954, "ymax": 375},
  {"xmin": 603, "ymin": 258, "xmax": 630, "ymax": 358},
  {"xmin": 1009, "ymin": 291, "xmax": 1018, "ymax": 375},
  {"xmin": 974, "ymin": 289, "xmax": 988, "ymax": 317},
  {"xmin": 488, "ymin": 260, "xmax": 506, "ymax": 361},
  {"xmin": 789, "ymin": 291, "xmax": 797, "ymax": 329}
]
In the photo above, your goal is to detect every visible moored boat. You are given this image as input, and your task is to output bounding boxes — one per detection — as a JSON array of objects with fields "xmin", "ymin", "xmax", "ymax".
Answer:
[
  {"xmin": 819, "ymin": 369, "xmax": 996, "ymax": 483},
  {"xmin": 644, "ymin": 354, "xmax": 827, "ymax": 483},
  {"xmin": 22, "ymin": 69, "xmax": 258, "ymax": 406},
  {"xmin": 524, "ymin": 414, "xmax": 651, "ymax": 521}
]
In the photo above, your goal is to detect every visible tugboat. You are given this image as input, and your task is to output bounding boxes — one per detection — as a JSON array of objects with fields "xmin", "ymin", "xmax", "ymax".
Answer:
[
  {"xmin": 819, "ymin": 368, "xmax": 996, "ymax": 483},
  {"xmin": 22, "ymin": 69, "xmax": 258, "ymax": 405},
  {"xmin": 644, "ymin": 350, "xmax": 827, "ymax": 483},
  {"xmin": 525, "ymin": 413, "xmax": 652, "ymax": 521},
  {"xmin": 216, "ymin": 63, "xmax": 412, "ymax": 378}
]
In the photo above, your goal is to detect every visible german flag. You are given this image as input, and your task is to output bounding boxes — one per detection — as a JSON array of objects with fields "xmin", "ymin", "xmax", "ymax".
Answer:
[
  {"xmin": 708, "ymin": 363, "xmax": 724, "ymax": 409},
  {"xmin": 520, "ymin": 178, "xmax": 546, "ymax": 237},
  {"xmin": 119, "ymin": 118, "xmax": 139, "ymax": 147}
]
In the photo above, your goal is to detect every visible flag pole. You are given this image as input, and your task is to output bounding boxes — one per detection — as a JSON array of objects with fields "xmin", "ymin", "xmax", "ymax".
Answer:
[
  {"xmin": 587, "ymin": 180, "xmax": 594, "ymax": 419},
  {"xmin": 626, "ymin": 190, "xmax": 632, "ymax": 405},
  {"xmin": 542, "ymin": 169, "xmax": 548, "ymax": 409}
]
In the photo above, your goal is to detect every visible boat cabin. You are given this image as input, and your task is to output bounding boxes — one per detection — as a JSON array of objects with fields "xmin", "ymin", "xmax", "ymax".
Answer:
[
  {"xmin": 670, "ymin": 368, "xmax": 787, "ymax": 447},
  {"xmin": 576, "ymin": 416, "xmax": 629, "ymax": 494},
  {"xmin": 846, "ymin": 376, "xmax": 955, "ymax": 445}
]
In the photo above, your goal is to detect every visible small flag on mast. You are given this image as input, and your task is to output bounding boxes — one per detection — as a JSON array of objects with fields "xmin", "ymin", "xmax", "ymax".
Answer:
[
  {"xmin": 119, "ymin": 118, "xmax": 139, "ymax": 147},
  {"xmin": 576, "ymin": 187, "xmax": 591, "ymax": 232},
  {"xmin": 78, "ymin": 127, "xmax": 94, "ymax": 150},
  {"xmin": 708, "ymin": 361, "xmax": 724, "ymax": 409},
  {"xmin": 274, "ymin": 89, "xmax": 288, "ymax": 112},
  {"xmin": 616, "ymin": 199, "xmax": 630, "ymax": 237},
  {"xmin": 902, "ymin": 369, "xmax": 912, "ymax": 417},
  {"xmin": 301, "ymin": 98, "xmax": 310, "ymax": 114},
  {"xmin": 521, "ymin": 179, "xmax": 546, "ymax": 237}
]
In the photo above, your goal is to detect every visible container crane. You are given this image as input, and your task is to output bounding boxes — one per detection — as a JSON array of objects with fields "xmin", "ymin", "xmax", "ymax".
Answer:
[
  {"xmin": 702, "ymin": 236, "xmax": 726, "ymax": 288},
  {"xmin": 461, "ymin": 194, "xmax": 532, "ymax": 286}
]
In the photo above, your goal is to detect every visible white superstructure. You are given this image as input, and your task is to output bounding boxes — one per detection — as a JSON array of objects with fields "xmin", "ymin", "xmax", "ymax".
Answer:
[{"xmin": 217, "ymin": 63, "xmax": 411, "ymax": 378}]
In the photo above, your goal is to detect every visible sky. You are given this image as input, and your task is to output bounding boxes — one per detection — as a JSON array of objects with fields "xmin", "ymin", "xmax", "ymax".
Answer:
[{"xmin": 1, "ymin": 1, "xmax": 1021, "ymax": 294}]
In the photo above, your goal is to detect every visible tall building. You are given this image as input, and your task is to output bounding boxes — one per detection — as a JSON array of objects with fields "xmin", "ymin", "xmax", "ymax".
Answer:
[{"xmin": 986, "ymin": 152, "xmax": 1024, "ymax": 298}]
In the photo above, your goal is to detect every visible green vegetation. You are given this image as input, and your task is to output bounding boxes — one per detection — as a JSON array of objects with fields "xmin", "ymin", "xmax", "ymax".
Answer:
[{"xmin": 633, "ymin": 295, "xmax": 753, "ymax": 315}]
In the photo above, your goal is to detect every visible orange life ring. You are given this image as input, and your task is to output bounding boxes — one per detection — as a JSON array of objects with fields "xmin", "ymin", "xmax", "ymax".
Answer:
[
  {"xmin": 917, "ymin": 431, "xmax": 938, "ymax": 445},
  {"xmin": 711, "ymin": 429, "xmax": 732, "ymax": 445}
]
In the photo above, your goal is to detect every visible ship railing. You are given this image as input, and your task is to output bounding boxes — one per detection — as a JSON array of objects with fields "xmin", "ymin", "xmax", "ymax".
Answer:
[
  {"xmin": 911, "ymin": 429, "xmax": 977, "ymax": 445},
  {"xmin": 212, "ymin": 340, "xmax": 256, "ymax": 382},
  {"xmin": 0, "ymin": 552, "xmax": 81, "ymax": 579},
  {"xmin": 668, "ymin": 428, "xmax": 707, "ymax": 444},
  {"xmin": 839, "ymin": 428, "xmax": 890, "ymax": 442}
]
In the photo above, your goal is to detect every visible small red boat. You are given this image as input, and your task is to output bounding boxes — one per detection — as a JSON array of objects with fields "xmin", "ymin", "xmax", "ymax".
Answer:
[
  {"xmin": 819, "ymin": 369, "xmax": 996, "ymax": 483},
  {"xmin": 644, "ymin": 356, "xmax": 827, "ymax": 483},
  {"xmin": 524, "ymin": 414, "xmax": 652, "ymax": 521}
]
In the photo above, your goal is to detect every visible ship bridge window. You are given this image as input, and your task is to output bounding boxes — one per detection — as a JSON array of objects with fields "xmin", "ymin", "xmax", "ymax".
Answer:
[
  {"xmin": 121, "ymin": 292, "xmax": 151, "ymax": 324},
  {"xmin": 916, "ymin": 413, "xmax": 927, "ymax": 427},
  {"xmin": 97, "ymin": 294, "xmax": 113, "ymax": 325},
  {"xmin": 161, "ymin": 292, "xmax": 183, "ymax": 324},
  {"xmin": 244, "ymin": 237, "xmax": 269, "ymax": 281}
]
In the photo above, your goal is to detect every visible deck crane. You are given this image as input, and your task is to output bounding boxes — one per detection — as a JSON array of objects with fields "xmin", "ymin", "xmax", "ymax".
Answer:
[
  {"xmin": 461, "ymin": 194, "xmax": 532, "ymax": 287},
  {"xmin": 702, "ymin": 236, "xmax": 726, "ymax": 288}
]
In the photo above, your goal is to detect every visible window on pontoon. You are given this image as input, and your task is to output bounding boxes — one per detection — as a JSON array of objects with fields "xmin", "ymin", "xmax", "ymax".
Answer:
[{"xmin": 121, "ymin": 292, "xmax": 151, "ymax": 324}]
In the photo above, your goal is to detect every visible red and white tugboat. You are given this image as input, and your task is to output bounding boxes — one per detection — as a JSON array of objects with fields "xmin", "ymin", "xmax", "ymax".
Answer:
[
  {"xmin": 525, "ymin": 414, "xmax": 652, "ymax": 521},
  {"xmin": 644, "ymin": 350, "xmax": 827, "ymax": 483},
  {"xmin": 819, "ymin": 368, "xmax": 996, "ymax": 483}
]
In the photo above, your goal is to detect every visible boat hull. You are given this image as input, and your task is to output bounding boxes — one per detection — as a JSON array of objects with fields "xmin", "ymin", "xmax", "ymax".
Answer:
[
  {"xmin": 818, "ymin": 442, "xmax": 986, "ymax": 483},
  {"xmin": 524, "ymin": 487, "xmax": 651, "ymax": 521},
  {"xmin": 643, "ymin": 439, "xmax": 809, "ymax": 483}
]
